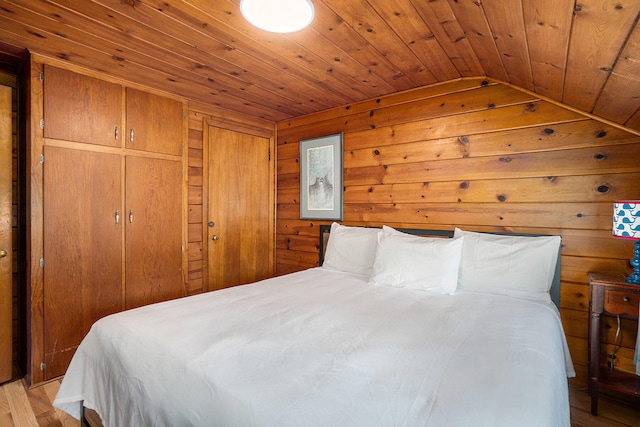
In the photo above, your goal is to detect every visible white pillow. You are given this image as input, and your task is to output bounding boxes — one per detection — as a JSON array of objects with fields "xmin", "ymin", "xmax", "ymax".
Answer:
[
  {"xmin": 322, "ymin": 222, "xmax": 380, "ymax": 275},
  {"xmin": 454, "ymin": 228, "xmax": 561, "ymax": 302},
  {"xmin": 368, "ymin": 226, "xmax": 463, "ymax": 294}
]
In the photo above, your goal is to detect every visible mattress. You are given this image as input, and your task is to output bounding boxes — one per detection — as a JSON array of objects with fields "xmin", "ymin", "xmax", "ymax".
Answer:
[{"xmin": 54, "ymin": 267, "xmax": 575, "ymax": 426}]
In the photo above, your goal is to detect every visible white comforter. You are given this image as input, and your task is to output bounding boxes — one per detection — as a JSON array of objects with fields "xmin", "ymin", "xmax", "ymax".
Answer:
[{"xmin": 54, "ymin": 267, "xmax": 575, "ymax": 427}]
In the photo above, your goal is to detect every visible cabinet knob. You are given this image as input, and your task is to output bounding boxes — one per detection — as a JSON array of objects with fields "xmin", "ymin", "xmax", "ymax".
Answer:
[
  {"xmin": 623, "ymin": 297, "xmax": 630, "ymax": 302},
  {"xmin": 212, "ymin": 235, "xmax": 220, "ymax": 241},
  {"xmin": 0, "ymin": 249, "xmax": 6, "ymax": 258}
]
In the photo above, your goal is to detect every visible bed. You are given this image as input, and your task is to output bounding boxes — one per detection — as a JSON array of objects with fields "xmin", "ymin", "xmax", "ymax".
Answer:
[{"xmin": 54, "ymin": 224, "xmax": 575, "ymax": 426}]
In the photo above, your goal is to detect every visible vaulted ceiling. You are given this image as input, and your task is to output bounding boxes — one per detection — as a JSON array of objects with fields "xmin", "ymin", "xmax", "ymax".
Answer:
[{"xmin": 1, "ymin": 0, "xmax": 640, "ymax": 131}]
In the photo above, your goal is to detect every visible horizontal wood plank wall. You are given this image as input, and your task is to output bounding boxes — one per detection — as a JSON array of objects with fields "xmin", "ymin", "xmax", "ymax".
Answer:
[
  {"xmin": 275, "ymin": 78, "xmax": 640, "ymax": 387},
  {"xmin": 186, "ymin": 110, "xmax": 205, "ymax": 295}
]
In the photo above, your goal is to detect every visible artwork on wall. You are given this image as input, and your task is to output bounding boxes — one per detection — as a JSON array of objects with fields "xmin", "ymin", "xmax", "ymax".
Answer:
[{"xmin": 299, "ymin": 133, "xmax": 343, "ymax": 220}]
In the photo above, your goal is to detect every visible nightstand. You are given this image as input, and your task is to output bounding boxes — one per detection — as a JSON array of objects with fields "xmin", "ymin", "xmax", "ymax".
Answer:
[{"xmin": 588, "ymin": 272, "xmax": 640, "ymax": 415}]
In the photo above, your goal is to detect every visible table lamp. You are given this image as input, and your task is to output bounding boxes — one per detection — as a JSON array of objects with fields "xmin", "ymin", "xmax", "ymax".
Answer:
[{"xmin": 613, "ymin": 200, "xmax": 640, "ymax": 285}]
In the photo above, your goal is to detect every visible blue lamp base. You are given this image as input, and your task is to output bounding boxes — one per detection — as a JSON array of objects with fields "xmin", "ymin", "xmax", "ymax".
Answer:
[{"xmin": 627, "ymin": 240, "xmax": 640, "ymax": 285}]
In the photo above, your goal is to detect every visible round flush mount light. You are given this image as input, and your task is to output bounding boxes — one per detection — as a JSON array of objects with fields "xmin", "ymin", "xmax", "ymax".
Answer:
[{"xmin": 240, "ymin": 0, "xmax": 314, "ymax": 33}]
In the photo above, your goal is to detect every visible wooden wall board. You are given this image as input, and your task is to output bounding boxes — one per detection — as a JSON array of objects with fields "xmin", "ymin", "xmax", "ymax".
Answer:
[
  {"xmin": 275, "ymin": 79, "xmax": 640, "ymax": 387},
  {"xmin": 279, "ymin": 78, "xmax": 492, "ymax": 132},
  {"xmin": 523, "ymin": 0, "xmax": 574, "ymax": 99},
  {"xmin": 338, "ymin": 145, "xmax": 640, "ymax": 187},
  {"xmin": 410, "ymin": 0, "xmax": 484, "ymax": 77},
  {"xmin": 563, "ymin": 0, "xmax": 640, "ymax": 112},
  {"xmin": 445, "ymin": 0, "xmax": 507, "ymax": 82},
  {"xmin": 9, "ymin": 0, "xmax": 330, "ymax": 117},
  {"xmin": 592, "ymin": 19, "xmax": 640, "ymax": 125},
  {"xmin": 297, "ymin": 3, "xmax": 415, "ymax": 93},
  {"xmin": 334, "ymin": 173, "xmax": 640, "ymax": 204},
  {"xmin": 277, "ymin": 82, "xmax": 539, "ymax": 141},
  {"xmin": 320, "ymin": 0, "xmax": 437, "ymax": 87},
  {"xmin": 368, "ymin": 2, "xmax": 460, "ymax": 81},
  {"xmin": 481, "ymin": 0, "xmax": 533, "ymax": 91},
  {"xmin": 5, "ymin": 0, "xmax": 640, "ymax": 137}
]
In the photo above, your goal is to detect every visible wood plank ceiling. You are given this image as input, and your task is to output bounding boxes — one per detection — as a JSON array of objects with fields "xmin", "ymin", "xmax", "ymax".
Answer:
[{"xmin": 1, "ymin": 0, "xmax": 640, "ymax": 131}]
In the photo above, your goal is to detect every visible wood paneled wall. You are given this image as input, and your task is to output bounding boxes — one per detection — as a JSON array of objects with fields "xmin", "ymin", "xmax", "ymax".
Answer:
[{"xmin": 275, "ymin": 78, "xmax": 640, "ymax": 387}]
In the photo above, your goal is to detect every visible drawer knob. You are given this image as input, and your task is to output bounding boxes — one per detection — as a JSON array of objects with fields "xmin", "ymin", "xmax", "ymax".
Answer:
[{"xmin": 623, "ymin": 297, "xmax": 630, "ymax": 302}]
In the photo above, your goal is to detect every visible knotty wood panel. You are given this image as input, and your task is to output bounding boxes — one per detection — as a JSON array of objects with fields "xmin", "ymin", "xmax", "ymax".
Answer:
[
  {"xmin": 412, "ymin": 1, "xmax": 484, "ymax": 78},
  {"xmin": 6, "ymin": 0, "xmax": 640, "ymax": 136},
  {"xmin": 368, "ymin": 2, "xmax": 460, "ymax": 81},
  {"xmin": 592, "ymin": 19, "xmax": 640, "ymax": 124},
  {"xmin": 321, "ymin": 0, "xmax": 436, "ymax": 87},
  {"xmin": 481, "ymin": 0, "xmax": 533, "ymax": 91},
  {"xmin": 275, "ymin": 80, "xmax": 640, "ymax": 387},
  {"xmin": 523, "ymin": 0, "xmax": 574, "ymax": 99},
  {"xmin": 563, "ymin": 0, "xmax": 640, "ymax": 112}
]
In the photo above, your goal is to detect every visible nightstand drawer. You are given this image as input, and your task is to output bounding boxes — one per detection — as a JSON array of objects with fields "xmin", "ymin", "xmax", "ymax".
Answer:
[{"xmin": 604, "ymin": 289, "xmax": 640, "ymax": 317}]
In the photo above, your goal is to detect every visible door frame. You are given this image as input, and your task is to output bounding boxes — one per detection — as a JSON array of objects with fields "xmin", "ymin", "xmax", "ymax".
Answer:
[{"xmin": 202, "ymin": 119, "xmax": 275, "ymax": 292}]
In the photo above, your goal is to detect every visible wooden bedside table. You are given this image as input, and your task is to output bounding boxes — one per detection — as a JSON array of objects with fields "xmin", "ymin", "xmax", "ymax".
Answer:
[{"xmin": 588, "ymin": 272, "xmax": 640, "ymax": 415}]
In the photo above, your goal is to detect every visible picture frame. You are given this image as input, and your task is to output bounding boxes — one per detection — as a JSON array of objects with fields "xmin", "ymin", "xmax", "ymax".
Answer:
[{"xmin": 299, "ymin": 133, "xmax": 343, "ymax": 220}]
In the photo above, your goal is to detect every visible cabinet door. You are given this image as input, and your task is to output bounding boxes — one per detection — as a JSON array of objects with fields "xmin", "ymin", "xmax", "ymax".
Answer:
[
  {"xmin": 43, "ymin": 65, "xmax": 122, "ymax": 147},
  {"xmin": 125, "ymin": 156, "xmax": 183, "ymax": 309},
  {"xmin": 125, "ymin": 88, "xmax": 183, "ymax": 156},
  {"xmin": 43, "ymin": 146, "xmax": 123, "ymax": 380}
]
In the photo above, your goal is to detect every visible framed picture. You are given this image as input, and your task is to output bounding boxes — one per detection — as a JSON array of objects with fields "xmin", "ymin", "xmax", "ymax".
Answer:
[{"xmin": 299, "ymin": 133, "xmax": 343, "ymax": 220}]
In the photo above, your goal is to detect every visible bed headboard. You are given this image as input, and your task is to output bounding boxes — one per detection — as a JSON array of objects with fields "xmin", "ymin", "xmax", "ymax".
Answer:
[{"xmin": 319, "ymin": 225, "xmax": 562, "ymax": 308}]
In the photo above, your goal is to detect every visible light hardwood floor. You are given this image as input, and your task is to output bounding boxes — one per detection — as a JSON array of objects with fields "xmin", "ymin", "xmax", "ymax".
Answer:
[{"xmin": 1, "ymin": 378, "xmax": 639, "ymax": 426}]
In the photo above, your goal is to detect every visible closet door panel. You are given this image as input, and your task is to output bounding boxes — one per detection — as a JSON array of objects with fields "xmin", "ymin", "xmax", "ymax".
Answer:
[
  {"xmin": 125, "ymin": 156, "xmax": 183, "ymax": 309},
  {"xmin": 125, "ymin": 88, "xmax": 183, "ymax": 156},
  {"xmin": 207, "ymin": 127, "xmax": 271, "ymax": 291},
  {"xmin": 43, "ymin": 65, "xmax": 122, "ymax": 147},
  {"xmin": 43, "ymin": 146, "xmax": 123, "ymax": 380}
]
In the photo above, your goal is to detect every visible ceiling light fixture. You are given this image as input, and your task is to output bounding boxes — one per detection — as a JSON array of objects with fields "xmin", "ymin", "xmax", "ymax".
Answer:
[{"xmin": 240, "ymin": 0, "xmax": 314, "ymax": 33}]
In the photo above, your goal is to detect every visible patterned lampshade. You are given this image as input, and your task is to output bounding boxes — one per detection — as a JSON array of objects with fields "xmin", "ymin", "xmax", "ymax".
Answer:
[
  {"xmin": 613, "ymin": 200, "xmax": 640, "ymax": 240},
  {"xmin": 613, "ymin": 200, "xmax": 640, "ymax": 285}
]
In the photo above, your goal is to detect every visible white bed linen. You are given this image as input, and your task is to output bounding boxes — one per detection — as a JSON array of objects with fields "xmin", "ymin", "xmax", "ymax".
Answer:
[{"xmin": 54, "ymin": 267, "xmax": 575, "ymax": 427}]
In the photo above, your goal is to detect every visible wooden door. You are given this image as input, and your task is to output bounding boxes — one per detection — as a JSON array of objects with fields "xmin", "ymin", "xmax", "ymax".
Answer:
[
  {"xmin": 207, "ymin": 127, "xmax": 271, "ymax": 291},
  {"xmin": 125, "ymin": 88, "xmax": 183, "ymax": 156},
  {"xmin": 0, "ymin": 85, "xmax": 12, "ymax": 382},
  {"xmin": 125, "ymin": 156, "xmax": 183, "ymax": 309},
  {"xmin": 43, "ymin": 146, "xmax": 123, "ymax": 380},
  {"xmin": 43, "ymin": 65, "xmax": 122, "ymax": 148}
]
